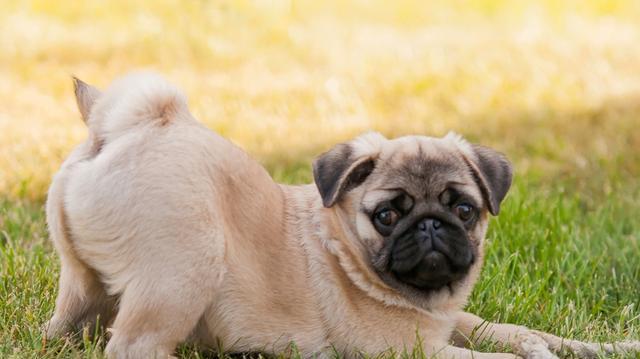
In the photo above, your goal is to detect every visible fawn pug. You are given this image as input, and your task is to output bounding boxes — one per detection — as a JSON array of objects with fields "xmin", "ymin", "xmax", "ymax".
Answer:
[{"xmin": 45, "ymin": 72, "xmax": 640, "ymax": 358}]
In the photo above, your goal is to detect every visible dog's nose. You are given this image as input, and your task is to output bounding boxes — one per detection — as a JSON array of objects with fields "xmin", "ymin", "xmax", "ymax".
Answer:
[{"xmin": 417, "ymin": 218, "xmax": 441, "ymax": 232}]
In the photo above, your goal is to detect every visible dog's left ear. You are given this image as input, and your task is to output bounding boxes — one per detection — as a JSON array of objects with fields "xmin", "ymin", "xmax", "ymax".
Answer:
[
  {"xmin": 73, "ymin": 77, "xmax": 102, "ymax": 123},
  {"xmin": 466, "ymin": 145, "xmax": 513, "ymax": 215},
  {"xmin": 313, "ymin": 132, "xmax": 385, "ymax": 208}
]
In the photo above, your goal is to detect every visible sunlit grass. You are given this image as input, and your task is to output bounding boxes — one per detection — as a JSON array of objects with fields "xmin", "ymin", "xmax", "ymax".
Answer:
[{"xmin": 1, "ymin": 0, "xmax": 639, "ymax": 357}]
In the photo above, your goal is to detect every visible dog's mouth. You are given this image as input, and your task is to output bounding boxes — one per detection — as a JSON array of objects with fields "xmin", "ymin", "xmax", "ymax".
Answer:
[
  {"xmin": 384, "ymin": 224, "xmax": 475, "ymax": 292},
  {"xmin": 391, "ymin": 251, "xmax": 471, "ymax": 290}
]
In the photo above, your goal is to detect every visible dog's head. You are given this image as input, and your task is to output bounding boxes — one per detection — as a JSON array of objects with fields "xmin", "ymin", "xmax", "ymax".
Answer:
[{"xmin": 313, "ymin": 132, "xmax": 512, "ymax": 309}]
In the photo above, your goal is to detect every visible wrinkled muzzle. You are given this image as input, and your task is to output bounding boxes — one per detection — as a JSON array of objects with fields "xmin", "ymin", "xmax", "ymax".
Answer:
[{"xmin": 390, "ymin": 217, "xmax": 475, "ymax": 289}]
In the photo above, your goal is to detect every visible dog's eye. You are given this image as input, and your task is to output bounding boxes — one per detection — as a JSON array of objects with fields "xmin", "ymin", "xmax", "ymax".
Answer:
[
  {"xmin": 455, "ymin": 203, "xmax": 475, "ymax": 221},
  {"xmin": 375, "ymin": 208, "xmax": 399, "ymax": 227}
]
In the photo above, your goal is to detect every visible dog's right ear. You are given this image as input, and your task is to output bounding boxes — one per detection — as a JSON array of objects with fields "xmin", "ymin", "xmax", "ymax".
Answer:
[
  {"xmin": 312, "ymin": 132, "xmax": 386, "ymax": 208},
  {"xmin": 73, "ymin": 77, "xmax": 102, "ymax": 123}
]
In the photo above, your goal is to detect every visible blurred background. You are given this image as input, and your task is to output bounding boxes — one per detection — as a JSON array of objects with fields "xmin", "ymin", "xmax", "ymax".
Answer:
[{"xmin": 1, "ymin": 0, "xmax": 640, "ymax": 202}]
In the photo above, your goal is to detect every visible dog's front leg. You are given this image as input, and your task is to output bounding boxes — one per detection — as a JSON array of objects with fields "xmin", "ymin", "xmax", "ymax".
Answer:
[
  {"xmin": 530, "ymin": 329, "xmax": 640, "ymax": 358},
  {"xmin": 453, "ymin": 311, "xmax": 640, "ymax": 358},
  {"xmin": 436, "ymin": 345, "xmax": 521, "ymax": 358},
  {"xmin": 452, "ymin": 311, "xmax": 558, "ymax": 358}
]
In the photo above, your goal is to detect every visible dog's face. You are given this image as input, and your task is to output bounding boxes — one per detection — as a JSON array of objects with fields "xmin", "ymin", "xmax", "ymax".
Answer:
[{"xmin": 313, "ymin": 132, "xmax": 512, "ymax": 307}]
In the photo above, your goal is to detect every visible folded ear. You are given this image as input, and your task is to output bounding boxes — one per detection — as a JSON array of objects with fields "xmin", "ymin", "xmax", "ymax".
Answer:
[
  {"xmin": 73, "ymin": 76, "xmax": 102, "ymax": 123},
  {"xmin": 312, "ymin": 132, "xmax": 385, "ymax": 208},
  {"xmin": 465, "ymin": 145, "xmax": 513, "ymax": 215}
]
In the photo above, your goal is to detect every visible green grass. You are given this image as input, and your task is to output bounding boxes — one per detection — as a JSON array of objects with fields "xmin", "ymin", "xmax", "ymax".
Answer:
[
  {"xmin": 2, "ymin": 178, "xmax": 639, "ymax": 358},
  {"xmin": 472, "ymin": 182, "xmax": 640, "ymax": 343}
]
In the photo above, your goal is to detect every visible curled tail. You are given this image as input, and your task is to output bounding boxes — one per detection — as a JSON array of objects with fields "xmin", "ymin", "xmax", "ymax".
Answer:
[{"xmin": 73, "ymin": 72, "xmax": 190, "ymax": 146}]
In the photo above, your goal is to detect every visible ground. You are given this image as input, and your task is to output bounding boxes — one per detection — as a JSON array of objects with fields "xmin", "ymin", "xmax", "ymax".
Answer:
[{"xmin": 0, "ymin": 0, "xmax": 639, "ymax": 358}]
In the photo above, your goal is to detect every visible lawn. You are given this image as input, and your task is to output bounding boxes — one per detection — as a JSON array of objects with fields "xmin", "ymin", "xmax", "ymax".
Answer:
[{"xmin": 1, "ymin": 0, "xmax": 639, "ymax": 358}]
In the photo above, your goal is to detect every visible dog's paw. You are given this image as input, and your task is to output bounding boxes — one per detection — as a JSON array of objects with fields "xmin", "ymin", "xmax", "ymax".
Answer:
[
  {"xmin": 598, "ymin": 340, "xmax": 640, "ymax": 356},
  {"xmin": 512, "ymin": 332, "xmax": 559, "ymax": 359},
  {"xmin": 43, "ymin": 316, "xmax": 69, "ymax": 340},
  {"xmin": 531, "ymin": 330, "xmax": 640, "ymax": 358},
  {"xmin": 530, "ymin": 330, "xmax": 598, "ymax": 358}
]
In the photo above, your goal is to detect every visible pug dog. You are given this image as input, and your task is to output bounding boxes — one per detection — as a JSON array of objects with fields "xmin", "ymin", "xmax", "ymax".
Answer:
[{"xmin": 45, "ymin": 72, "xmax": 640, "ymax": 359}]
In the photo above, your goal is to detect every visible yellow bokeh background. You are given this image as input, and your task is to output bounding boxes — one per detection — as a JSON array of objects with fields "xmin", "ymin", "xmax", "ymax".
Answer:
[{"xmin": 2, "ymin": 0, "xmax": 640, "ymax": 200}]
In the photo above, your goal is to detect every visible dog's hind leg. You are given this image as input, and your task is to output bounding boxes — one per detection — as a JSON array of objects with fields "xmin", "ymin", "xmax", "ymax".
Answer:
[
  {"xmin": 44, "ymin": 155, "xmax": 114, "ymax": 339},
  {"xmin": 103, "ymin": 228, "xmax": 224, "ymax": 359},
  {"xmin": 45, "ymin": 249, "xmax": 115, "ymax": 338},
  {"xmin": 104, "ymin": 267, "xmax": 218, "ymax": 359}
]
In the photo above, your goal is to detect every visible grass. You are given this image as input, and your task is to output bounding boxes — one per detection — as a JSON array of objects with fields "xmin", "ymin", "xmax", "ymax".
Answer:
[{"xmin": 1, "ymin": 0, "xmax": 640, "ymax": 357}]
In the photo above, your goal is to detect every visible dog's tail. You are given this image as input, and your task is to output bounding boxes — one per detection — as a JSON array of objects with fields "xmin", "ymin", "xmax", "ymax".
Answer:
[{"xmin": 73, "ymin": 72, "xmax": 190, "ymax": 144}]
